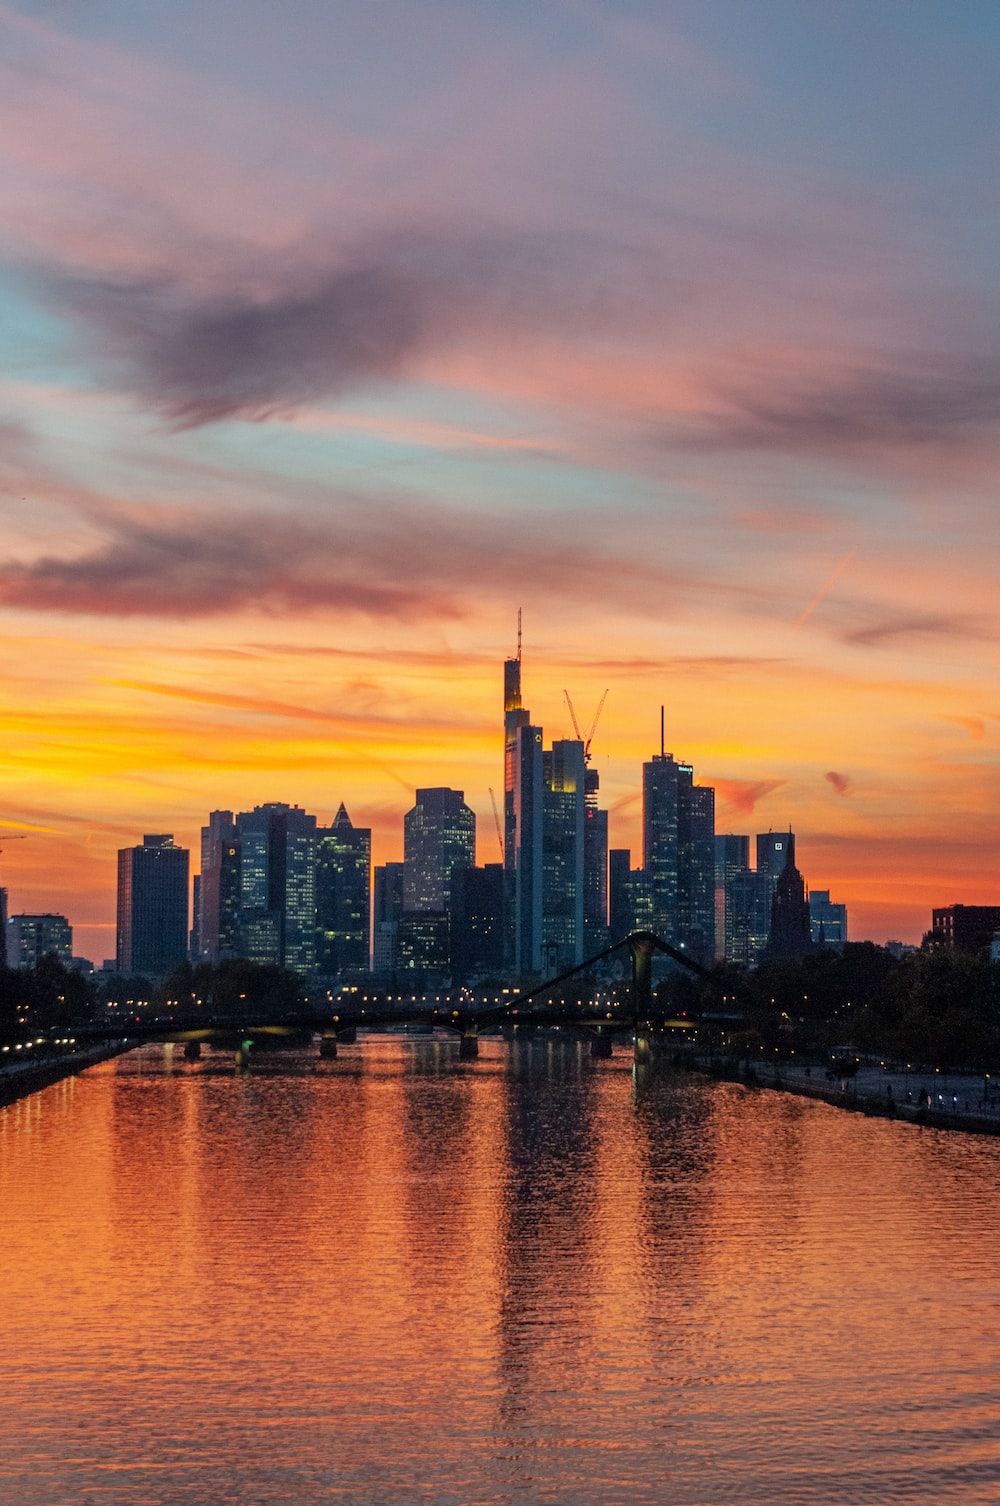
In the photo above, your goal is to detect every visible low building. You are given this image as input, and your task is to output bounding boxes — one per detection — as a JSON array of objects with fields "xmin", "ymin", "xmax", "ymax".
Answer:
[
  {"xmin": 931, "ymin": 904, "xmax": 1000, "ymax": 955},
  {"xmin": 7, "ymin": 913, "xmax": 73, "ymax": 968}
]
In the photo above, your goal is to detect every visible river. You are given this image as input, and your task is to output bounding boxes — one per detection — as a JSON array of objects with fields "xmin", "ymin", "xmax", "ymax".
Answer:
[{"xmin": 2, "ymin": 1036, "xmax": 999, "ymax": 1504}]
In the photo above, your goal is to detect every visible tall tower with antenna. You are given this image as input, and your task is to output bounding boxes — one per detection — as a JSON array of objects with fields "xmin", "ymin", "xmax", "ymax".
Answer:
[{"xmin": 503, "ymin": 611, "xmax": 533, "ymax": 969}]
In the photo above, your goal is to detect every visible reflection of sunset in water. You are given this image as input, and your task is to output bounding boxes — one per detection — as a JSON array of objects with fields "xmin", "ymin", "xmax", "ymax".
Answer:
[{"xmin": 4, "ymin": 1041, "xmax": 1000, "ymax": 1502}]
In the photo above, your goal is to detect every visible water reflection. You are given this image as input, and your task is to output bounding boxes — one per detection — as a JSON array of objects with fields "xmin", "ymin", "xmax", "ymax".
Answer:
[{"xmin": 1, "ymin": 1039, "xmax": 1000, "ymax": 1503}]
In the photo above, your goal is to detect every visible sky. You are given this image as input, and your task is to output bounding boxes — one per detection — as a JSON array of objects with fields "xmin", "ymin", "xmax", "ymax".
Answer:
[{"xmin": 2, "ymin": 0, "xmax": 1000, "ymax": 962}]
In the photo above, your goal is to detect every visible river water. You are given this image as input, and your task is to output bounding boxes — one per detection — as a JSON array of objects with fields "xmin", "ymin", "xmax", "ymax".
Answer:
[{"xmin": 3, "ymin": 1036, "xmax": 1000, "ymax": 1505}]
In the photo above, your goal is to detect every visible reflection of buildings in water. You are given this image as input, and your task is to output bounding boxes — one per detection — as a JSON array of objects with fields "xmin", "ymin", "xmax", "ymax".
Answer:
[
  {"xmin": 492, "ymin": 1046, "xmax": 733, "ymax": 1445},
  {"xmin": 492, "ymin": 1037, "xmax": 628, "ymax": 1434}
]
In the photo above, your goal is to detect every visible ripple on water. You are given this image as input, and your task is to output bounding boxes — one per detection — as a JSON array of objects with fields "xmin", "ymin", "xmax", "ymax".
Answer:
[{"xmin": 1, "ymin": 1040, "xmax": 1000, "ymax": 1503}]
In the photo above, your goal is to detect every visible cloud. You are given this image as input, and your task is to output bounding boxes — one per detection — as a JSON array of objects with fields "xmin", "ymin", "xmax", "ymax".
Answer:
[
  {"xmin": 825, "ymin": 770, "xmax": 850, "ymax": 796},
  {"xmin": 842, "ymin": 612, "xmax": 982, "ymax": 648},
  {"xmin": 49, "ymin": 225, "xmax": 621, "ymax": 428},
  {"xmin": 0, "ymin": 510, "xmax": 447, "ymax": 618},
  {"xmin": 0, "ymin": 496, "xmax": 679, "ymax": 620},
  {"xmin": 696, "ymin": 360, "xmax": 1000, "ymax": 456},
  {"xmin": 938, "ymin": 715, "xmax": 986, "ymax": 741},
  {"xmin": 711, "ymin": 777, "xmax": 787, "ymax": 815}
]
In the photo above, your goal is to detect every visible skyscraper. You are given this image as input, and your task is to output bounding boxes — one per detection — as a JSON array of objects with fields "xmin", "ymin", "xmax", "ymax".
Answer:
[
  {"xmin": 503, "ymin": 616, "xmax": 530, "ymax": 969},
  {"xmin": 116, "ymin": 834, "xmax": 189, "ymax": 977},
  {"xmin": 403, "ymin": 788, "xmax": 476, "ymax": 911},
  {"xmin": 582, "ymin": 768, "xmax": 609, "ymax": 957},
  {"xmin": 315, "ymin": 803, "xmax": 371, "ymax": 978},
  {"xmin": 449, "ymin": 863, "xmax": 504, "ymax": 983},
  {"xmin": 372, "ymin": 861, "xmax": 405, "ymax": 977},
  {"xmin": 642, "ymin": 716, "xmax": 715, "ymax": 964},
  {"xmin": 511, "ymin": 721, "xmax": 544, "ymax": 974},
  {"xmin": 541, "ymin": 738, "xmax": 586, "ymax": 971},
  {"xmin": 400, "ymin": 788, "xmax": 475, "ymax": 978},
  {"xmin": 762, "ymin": 833, "xmax": 813, "ymax": 961},
  {"xmin": 197, "ymin": 810, "xmax": 240, "ymax": 964},
  {"xmin": 234, "ymin": 803, "xmax": 317, "ymax": 972}
]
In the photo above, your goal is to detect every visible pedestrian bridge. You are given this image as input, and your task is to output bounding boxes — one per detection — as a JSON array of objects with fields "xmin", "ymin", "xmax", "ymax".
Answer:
[{"xmin": 74, "ymin": 931, "xmax": 713, "ymax": 1065}]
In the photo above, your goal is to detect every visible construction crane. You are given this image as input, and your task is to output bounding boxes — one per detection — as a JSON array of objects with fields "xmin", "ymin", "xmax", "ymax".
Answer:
[
  {"xmin": 488, "ymin": 788, "xmax": 504, "ymax": 861},
  {"xmin": 562, "ymin": 688, "xmax": 609, "ymax": 765},
  {"xmin": 0, "ymin": 832, "xmax": 27, "ymax": 860}
]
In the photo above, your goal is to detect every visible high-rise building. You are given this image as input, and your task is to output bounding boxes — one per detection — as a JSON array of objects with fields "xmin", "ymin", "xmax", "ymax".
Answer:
[
  {"xmin": 315, "ymin": 804, "xmax": 371, "ymax": 979},
  {"xmin": 449, "ymin": 863, "xmax": 504, "ymax": 983},
  {"xmin": 117, "ymin": 834, "xmax": 189, "ymax": 977},
  {"xmin": 715, "ymin": 834, "xmax": 749, "ymax": 963},
  {"xmin": 541, "ymin": 739, "xmax": 586, "ymax": 971},
  {"xmin": 234, "ymin": 804, "xmax": 317, "ymax": 972},
  {"xmin": 197, "ymin": 810, "xmax": 240, "ymax": 964},
  {"xmin": 373, "ymin": 862, "xmax": 405, "ymax": 977},
  {"xmin": 403, "ymin": 788, "xmax": 476, "ymax": 912},
  {"xmin": 503, "ymin": 617, "xmax": 531, "ymax": 970},
  {"xmin": 583, "ymin": 768, "xmax": 609, "ymax": 957},
  {"xmin": 399, "ymin": 788, "xmax": 475, "ymax": 979},
  {"xmin": 810, "ymin": 889, "xmax": 848, "ymax": 948},
  {"xmin": 642, "ymin": 717, "xmax": 715, "ymax": 964},
  {"xmin": 6, "ymin": 913, "xmax": 73, "ymax": 969},
  {"xmin": 511, "ymin": 721, "xmax": 544, "ymax": 974},
  {"xmin": 762, "ymin": 833, "xmax": 812, "ymax": 961},
  {"xmin": 756, "ymin": 831, "xmax": 793, "ymax": 884},
  {"xmin": 501, "ymin": 634, "xmax": 609, "ymax": 976},
  {"xmin": 608, "ymin": 850, "xmax": 653, "ymax": 946}
]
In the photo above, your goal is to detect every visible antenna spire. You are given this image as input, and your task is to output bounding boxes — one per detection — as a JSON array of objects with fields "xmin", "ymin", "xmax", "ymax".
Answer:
[
  {"xmin": 660, "ymin": 705, "xmax": 665, "ymax": 758},
  {"xmin": 517, "ymin": 607, "xmax": 522, "ymax": 663}
]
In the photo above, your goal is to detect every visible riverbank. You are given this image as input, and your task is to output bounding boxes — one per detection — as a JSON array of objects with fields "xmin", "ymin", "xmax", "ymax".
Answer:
[
  {"xmin": 698, "ymin": 1055, "xmax": 1000, "ymax": 1136},
  {"xmin": 0, "ymin": 1040, "xmax": 129, "ymax": 1107}
]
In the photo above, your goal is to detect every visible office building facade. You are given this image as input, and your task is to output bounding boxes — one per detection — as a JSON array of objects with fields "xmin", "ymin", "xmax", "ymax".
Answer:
[
  {"xmin": 6, "ymin": 913, "xmax": 73, "ymax": 969},
  {"xmin": 315, "ymin": 804, "xmax": 371, "ymax": 978},
  {"xmin": 235, "ymin": 804, "xmax": 317, "ymax": 972},
  {"xmin": 642, "ymin": 731, "xmax": 716, "ymax": 964},
  {"xmin": 117, "ymin": 834, "xmax": 189, "ymax": 977}
]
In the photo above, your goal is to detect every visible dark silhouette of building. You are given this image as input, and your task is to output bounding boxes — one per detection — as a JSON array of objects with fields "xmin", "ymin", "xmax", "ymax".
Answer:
[
  {"xmin": 117, "ymin": 834, "xmax": 189, "ymax": 977},
  {"xmin": 810, "ymin": 889, "xmax": 848, "ymax": 948},
  {"xmin": 316, "ymin": 804, "xmax": 371, "ymax": 979},
  {"xmin": 373, "ymin": 861, "xmax": 405, "ymax": 977},
  {"xmin": 450, "ymin": 863, "xmax": 504, "ymax": 982},
  {"xmin": 761, "ymin": 833, "xmax": 812, "ymax": 961},
  {"xmin": 930, "ymin": 904, "xmax": 1000, "ymax": 955}
]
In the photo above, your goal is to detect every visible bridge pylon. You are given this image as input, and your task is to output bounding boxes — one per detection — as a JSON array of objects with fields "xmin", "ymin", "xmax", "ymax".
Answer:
[{"xmin": 628, "ymin": 931, "xmax": 657, "ymax": 1063}]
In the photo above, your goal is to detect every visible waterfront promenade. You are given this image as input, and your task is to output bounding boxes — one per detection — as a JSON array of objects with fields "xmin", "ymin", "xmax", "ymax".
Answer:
[
  {"xmin": 728, "ymin": 1053, "xmax": 1000, "ymax": 1135},
  {"xmin": 0, "ymin": 1040, "xmax": 127, "ymax": 1106}
]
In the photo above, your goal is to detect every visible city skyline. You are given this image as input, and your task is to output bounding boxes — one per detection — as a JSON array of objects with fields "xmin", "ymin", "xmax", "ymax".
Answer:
[
  {"xmin": 0, "ymin": 629, "xmax": 988, "ymax": 962},
  {"xmin": 3, "ymin": 4, "xmax": 1000, "ymax": 958}
]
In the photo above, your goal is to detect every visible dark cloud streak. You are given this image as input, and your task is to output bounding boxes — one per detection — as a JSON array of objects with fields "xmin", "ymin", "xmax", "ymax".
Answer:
[{"xmin": 0, "ymin": 499, "xmax": 678, "ymax": 620}]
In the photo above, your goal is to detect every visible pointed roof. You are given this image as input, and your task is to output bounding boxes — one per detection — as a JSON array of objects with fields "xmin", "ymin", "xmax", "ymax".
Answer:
[{"xmin": 332, "ymin": 802, "xmax": 352, "ymax": 829}]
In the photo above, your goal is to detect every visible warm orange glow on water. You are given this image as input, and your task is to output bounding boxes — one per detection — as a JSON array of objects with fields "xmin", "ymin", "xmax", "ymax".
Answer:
[{"xmin": 3, "ymin": 1041, "xmax": 1000, "ymax": 1503}]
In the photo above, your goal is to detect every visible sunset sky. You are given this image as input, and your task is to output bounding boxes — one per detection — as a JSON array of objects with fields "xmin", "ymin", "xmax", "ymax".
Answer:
[{"xmin": 2, "ymin": 0, "xmax": 1000, "ymax": 961}]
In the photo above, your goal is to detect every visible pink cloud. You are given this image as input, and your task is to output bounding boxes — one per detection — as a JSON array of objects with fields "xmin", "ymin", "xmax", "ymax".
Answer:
[{"xmin": 712, "ymin": 777, "xmax": 788, "ymax": 815}]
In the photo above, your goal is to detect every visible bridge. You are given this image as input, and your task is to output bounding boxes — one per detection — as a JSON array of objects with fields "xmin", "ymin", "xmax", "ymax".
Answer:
[{"xmin": 71, "ymin": 932, "xmax": 717, "ymax": 1067}]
